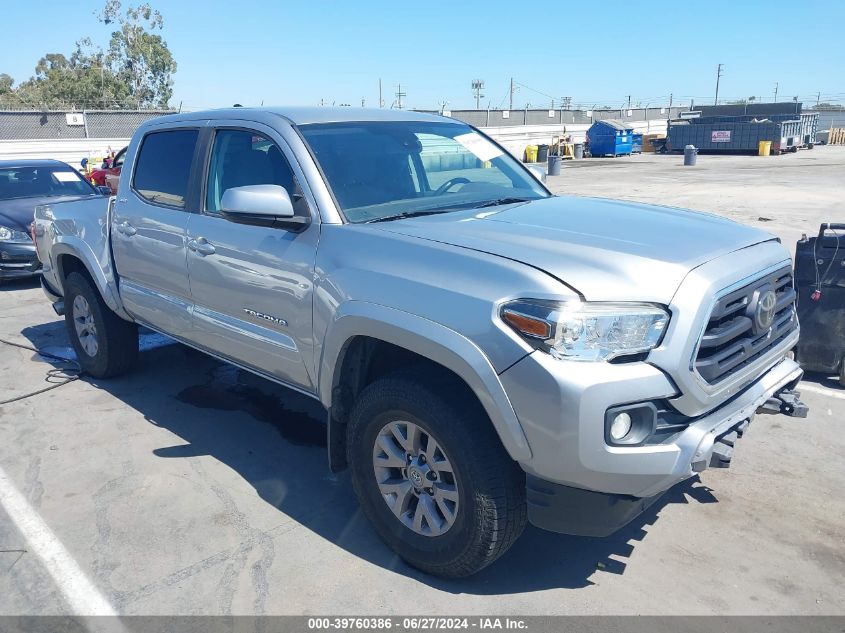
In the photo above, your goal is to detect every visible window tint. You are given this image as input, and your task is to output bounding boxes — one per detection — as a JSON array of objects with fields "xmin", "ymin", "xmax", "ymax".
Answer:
[
  {"xmin": 0, "ymin": 166, "xmax": 95, "ymax": 200},
  {"xmin": 133, "ymin": 129, "xmax": 198, "ymax": 208},
  {"xmin": 206, "ymin": 129, "xmax": 298, "ymax": 213},
  {"xmin": 299, "ymin": 122, "xmax": 547, "ymax": 223}
]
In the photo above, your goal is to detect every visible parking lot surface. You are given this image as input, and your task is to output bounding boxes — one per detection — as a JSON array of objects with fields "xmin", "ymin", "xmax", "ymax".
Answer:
[{"xmin": 0, "ymin": 148, "xmax": 843, "ymax": 615}]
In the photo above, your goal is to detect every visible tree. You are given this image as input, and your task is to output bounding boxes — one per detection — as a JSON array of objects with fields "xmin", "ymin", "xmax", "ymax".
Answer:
[
  {"xmin": 13, "ymin": 44, "xmax": 130, "ymax": 109},
  {"xmin": 99, "ymin": 1, "xmax": 177, "ymax": 108},
  {"xmin": 0, "ymin": 1, "xmax": 175, "ymax": 110}
]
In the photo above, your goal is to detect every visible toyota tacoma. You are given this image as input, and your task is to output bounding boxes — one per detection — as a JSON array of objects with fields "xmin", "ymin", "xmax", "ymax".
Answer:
[{"xmin": 33, "ymin": 108, "xmax": 806, "ymax": 577}]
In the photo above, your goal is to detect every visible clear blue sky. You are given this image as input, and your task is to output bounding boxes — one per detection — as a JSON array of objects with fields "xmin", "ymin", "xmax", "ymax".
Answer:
[{"xmin": 5, "ymin": 0, "xmax": 844, "ymax": 111}]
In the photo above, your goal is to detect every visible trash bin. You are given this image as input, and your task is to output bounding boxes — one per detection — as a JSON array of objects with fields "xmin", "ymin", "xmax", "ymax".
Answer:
[
  {"xmin": 574, "ymin": 143, "xmax": 584, "ymax": 160},
  {"xmin": 537, "ymin": 144, "xmax": 549, "ymax": 163},
  {"xmin": 758, "ymin": 141, "xmax": 772, "ymax": 156},
  {"xmin": 548, "ymin": 154, "xmax": 562, "ymax": 176},
  {"xmin": 524, "ymin": 145, "xmax": 538, "ymax": 163},
  {"xmin": 683, "ymin": 144, "xmax": 697, "ymax": 166}
]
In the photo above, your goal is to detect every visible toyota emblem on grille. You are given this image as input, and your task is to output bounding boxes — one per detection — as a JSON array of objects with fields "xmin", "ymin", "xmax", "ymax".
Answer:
[{"xmin": 755, "ymin": 290, "xmax": 777, "ymax": 332}]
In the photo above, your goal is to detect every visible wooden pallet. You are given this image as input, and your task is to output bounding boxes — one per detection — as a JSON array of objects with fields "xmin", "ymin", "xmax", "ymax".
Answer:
[{"xmin": 830, "ymin": 127, "xmax": 845, "ymax": 145}]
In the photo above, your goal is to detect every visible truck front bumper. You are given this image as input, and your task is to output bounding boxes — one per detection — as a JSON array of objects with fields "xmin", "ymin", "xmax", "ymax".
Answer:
[{"xmin": 499, "ymin": 351, "xmax": 805, "ymax": 535}]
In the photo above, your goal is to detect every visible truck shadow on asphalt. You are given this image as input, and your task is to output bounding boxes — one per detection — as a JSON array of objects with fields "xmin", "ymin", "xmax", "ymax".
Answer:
[
  {"xmin": 0, "ymin": 278, "xmax": 40, "ymax": 292},
  {"xmin": 21, "ymin": 320, "xmax": 719, "ymax": 594}
]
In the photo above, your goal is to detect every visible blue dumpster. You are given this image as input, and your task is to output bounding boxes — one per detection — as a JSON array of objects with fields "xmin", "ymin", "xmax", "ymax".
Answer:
[
  {"xmin": 586, "ymin": 120, "xmax": 634, "ymax": 157},
  {"xmin": 632, "ymin": 133, "xmax": 643, "ymax": 153}
]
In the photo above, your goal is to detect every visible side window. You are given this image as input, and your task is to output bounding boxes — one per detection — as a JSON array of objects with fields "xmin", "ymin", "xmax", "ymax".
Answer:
[
  {"xmin": 113, "ymin": 148, "xmax": 126, "ymax": 168},
  {"xmin": 132, "ymin": 129, "xmax": 198, "ymax": 209},
  {"xmin": 206, "ymin": 129, "xmax": 299, "ymax": 214}
]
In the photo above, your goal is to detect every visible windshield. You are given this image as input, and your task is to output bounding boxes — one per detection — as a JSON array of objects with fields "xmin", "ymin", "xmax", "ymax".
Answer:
[
  {"xmin": 0, "ymin": 165, "xmax": 96, "ymax": 201},
  {"xmin": 298, "ymin": 121, "xmax": 549, "ymax": 223}
]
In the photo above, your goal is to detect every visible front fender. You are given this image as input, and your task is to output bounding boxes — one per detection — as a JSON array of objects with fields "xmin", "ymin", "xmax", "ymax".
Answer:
[{"xmin": 318, "ymin": 300, "xmax": 532, "ymax": 462}]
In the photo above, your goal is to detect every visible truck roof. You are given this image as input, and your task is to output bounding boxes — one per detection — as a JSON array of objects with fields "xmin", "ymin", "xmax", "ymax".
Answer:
[{"xmin": 143, "ymin": 107, "xmax": 456, "ymax": 127}]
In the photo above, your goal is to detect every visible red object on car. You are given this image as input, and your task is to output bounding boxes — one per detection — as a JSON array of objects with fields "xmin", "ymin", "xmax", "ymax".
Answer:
[{"xmin": 89, "ymin": 147, "xmax": 127, "ymax": 193}]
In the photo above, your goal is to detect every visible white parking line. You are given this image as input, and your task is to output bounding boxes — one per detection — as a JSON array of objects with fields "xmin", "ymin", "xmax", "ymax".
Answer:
[
  {"xmin": 798, "ymin": 382, "xmax": 845, "ymax": 401},
  {"xmin": 0, "ymin": 465, "xmax": 118, "ymax": 616}
]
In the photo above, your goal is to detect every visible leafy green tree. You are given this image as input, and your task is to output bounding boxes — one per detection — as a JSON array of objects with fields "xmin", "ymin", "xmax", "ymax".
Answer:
[
  {"xmin": 0, "ymin": 1, "xmax": 175, "ymax": 109},
  {"xmin": 99, "ymin": 1, "xmax": 177, "ymax": 108},
  {"xmin": 13, "ymin": 43, "xmax": 130, "ymax": 109}
]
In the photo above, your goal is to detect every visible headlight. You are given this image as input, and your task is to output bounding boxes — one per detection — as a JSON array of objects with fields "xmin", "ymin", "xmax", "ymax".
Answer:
[
  {"xmin": 501, "ymin": 300, "xmax": 669, "ymax": 361},
  {"xmin": 0, "ymin": 226, "xmax": 32, "ymax": 243}
]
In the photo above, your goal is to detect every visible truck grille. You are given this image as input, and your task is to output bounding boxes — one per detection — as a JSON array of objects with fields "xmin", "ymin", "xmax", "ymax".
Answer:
[{"xmin": 695, "ymin": 266, "xmax": 797, "ymax": 384}]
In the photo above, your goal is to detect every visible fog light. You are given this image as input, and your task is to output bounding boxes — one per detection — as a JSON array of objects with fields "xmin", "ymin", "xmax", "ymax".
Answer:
[{"xmin": 610, "ymin": 412, "xmax": 633, "ymax": 440}]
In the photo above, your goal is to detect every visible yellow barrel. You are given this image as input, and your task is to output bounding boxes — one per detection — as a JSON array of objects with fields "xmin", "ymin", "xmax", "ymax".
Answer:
[
  {"xmin": 524, "ymin": 145, "xmax": 539, "ymax": 162},
  {"xmin": 758, "ymin": 141, "xmax": 772, "ymax": 156}
]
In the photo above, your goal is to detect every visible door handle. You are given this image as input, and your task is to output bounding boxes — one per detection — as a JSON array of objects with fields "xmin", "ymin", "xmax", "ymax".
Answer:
[{"xmin": 187, "ymin": 237, "xmax": 216, "ymax": 256}]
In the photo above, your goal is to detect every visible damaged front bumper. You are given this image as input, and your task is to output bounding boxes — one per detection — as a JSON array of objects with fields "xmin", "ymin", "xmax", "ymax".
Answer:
[{"xmin": 503, "ymin": 353, "xmax": 807, "ymax": 537}]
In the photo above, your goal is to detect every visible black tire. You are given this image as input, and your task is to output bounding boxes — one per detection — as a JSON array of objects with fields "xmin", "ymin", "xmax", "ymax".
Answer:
[
  {"xmin": 64, "ymin": 271, "xmax": 138, "ymax": 378},
  {"xmin": 347, "ymin": 372, "xmax": 526, "ymax": 578}
]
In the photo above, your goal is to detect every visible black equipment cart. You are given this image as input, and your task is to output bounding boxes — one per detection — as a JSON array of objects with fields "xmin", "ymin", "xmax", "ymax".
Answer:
[{"xmin": 794, "ymin": 223, "xmax": 845, "ymax": 384}]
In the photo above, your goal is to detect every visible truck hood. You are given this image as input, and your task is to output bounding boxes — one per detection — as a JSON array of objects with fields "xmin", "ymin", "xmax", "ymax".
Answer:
[{"xmin": 375, "ymin": 195, "xmax": 776, "ymax": 303}]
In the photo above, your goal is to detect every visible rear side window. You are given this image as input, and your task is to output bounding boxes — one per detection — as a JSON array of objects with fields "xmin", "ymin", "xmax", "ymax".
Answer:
[{"xmin": 132, "ymin": 129, "xmax": 198, "ymax": 208}]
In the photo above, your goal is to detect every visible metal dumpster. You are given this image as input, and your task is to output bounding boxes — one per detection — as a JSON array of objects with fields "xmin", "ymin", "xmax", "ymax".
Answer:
[
  {"xmin": 631, "ymin": 134, "xmax": 643, "ymax": 153},
  {"xmin": 586, "ymin": 120, "xmax": 634, "ymax": 157},
  {"xmin": 667, "ymin": 119, "xmax": 782, "ymax": 154}
]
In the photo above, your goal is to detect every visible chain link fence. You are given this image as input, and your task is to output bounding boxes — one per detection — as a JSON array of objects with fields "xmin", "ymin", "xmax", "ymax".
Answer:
[
  {"xmin": 0, "ymin": 110, "xmax": 174, "ymax": 140},
  {"xmin": 416, "ymin": 107, "xmax": 689, "ymax": 127}
]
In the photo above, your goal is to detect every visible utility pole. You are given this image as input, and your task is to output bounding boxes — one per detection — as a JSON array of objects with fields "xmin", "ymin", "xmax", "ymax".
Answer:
[
  {"xmin": 668, "ymin": 93, "xmax": 673, "ymax": 119},
  {"xmin": 509, "ymin": 77, "xmax": 514, "ymax": 110},
  {"xmin": 379, "ymin": 79, "xmax": 383, "ymax": 108},
  {"xmin": 562, "ymin": 96, "xmax": 572, "ymax": 110},
  {"xmin": 471, "ymin": 80, "xmax": 485, "ymax": 110},
  {"xmin": 627, "ymin": 95, "xmax": 631, "ymax": 110},
  {"xmin": 714, "ymin": 63, "xmax": 723, "ymax": 105},
  {"xmin": 361, "ymin": 97, "xmax": 365, "ymax": 107},
  {"xmin": 773, "ymin": 82, "xmax": 779, "ymax": 103},
  {"xmin": 816, "ymin": 91, "xmax": 821, "ymax": 106},
  {"xmin": 394, "ymin": 84, "xmax": 406, "ymax": 109}
]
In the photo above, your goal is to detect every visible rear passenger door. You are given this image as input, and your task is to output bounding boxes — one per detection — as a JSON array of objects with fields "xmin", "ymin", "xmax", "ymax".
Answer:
[
  {"xmin": 186, "ymin": 123, "xmax": 320, "ymax": 392},
  {"xmin": 111, "ymin": 125, "xmax": 201, "ymax": 335}
]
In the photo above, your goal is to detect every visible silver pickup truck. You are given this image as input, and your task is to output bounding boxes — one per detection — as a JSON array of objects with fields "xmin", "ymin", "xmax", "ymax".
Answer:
[{"xmin": 33, "ymin": 107, "xmax": 807, "ymax": 578}]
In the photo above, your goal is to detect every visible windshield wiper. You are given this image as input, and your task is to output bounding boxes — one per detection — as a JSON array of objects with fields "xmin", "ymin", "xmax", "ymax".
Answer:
[
  {"xmin": 365, "ymin": 209, "xmax": 449, "ymax": 224},
  {"xmin": 475, "ymin": 197, "xmax": 533, "ymax": 209}
]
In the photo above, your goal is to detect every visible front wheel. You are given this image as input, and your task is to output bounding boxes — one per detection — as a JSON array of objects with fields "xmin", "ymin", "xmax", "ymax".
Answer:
[
  {"xmin": 64, "ymin": 272, "xmax": 138, "ymax": 378},
  {"xmin": 347, "ymin": 373, "xmax": 526, "ymax": 578}
]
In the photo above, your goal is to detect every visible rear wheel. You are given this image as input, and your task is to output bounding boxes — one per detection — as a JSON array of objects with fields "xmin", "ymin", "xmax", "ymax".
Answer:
[
  {"xmin": 347, "ymin": 372, "xmax": 526, "ymax": 578},
  {"xmin": 64, "ymin": 272, "xmax": 138, "ymax": 378}
]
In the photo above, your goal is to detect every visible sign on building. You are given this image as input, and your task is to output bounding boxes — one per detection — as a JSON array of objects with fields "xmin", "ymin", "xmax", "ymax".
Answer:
[
  {"xmin": 65, "ymin": 113, "xmax": 85, "ymax": 126},
  {"xmin": 711, "ymin": 130, "xmax": 731, "ymax": 142}
]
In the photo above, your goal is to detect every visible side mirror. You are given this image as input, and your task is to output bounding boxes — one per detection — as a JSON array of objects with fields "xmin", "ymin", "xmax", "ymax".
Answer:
[
  {"xmin": 97, "ymin": 186, "xmax": 112, "ymax": 196},
  {"xmin": 527, "ymin": 165, "xmax": 547, "ymax": 183},
  {"xmin": 220, "ymin": 184, "xmax": 309, "ymax": 230}
]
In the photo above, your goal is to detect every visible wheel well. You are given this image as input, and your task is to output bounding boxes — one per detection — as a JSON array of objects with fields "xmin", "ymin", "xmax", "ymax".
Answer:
[
  {"xmin": 57, "ymin": 254, "xmax": 93, "ymax": 287},
  {"xmin": 327, "ymin": 335, "xmax": 484, "ymax": 471}
]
